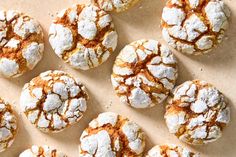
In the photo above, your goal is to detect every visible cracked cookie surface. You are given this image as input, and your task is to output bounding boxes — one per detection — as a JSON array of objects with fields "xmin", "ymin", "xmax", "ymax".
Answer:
[
  {"xmin": 165, "ymin": 80, "xmax": 230, "ymax": 145},
  {"xmin": 19, "ymin": 145, "xmax": 67, "ymax": 157},
  {"xmin": 20, "ymin": 70, "xmax": 88, "ymax": 133},
  {"xmin": 92, "ymin": 0, "xmax": 140, "ymax": 12},
  {"xmin": 0, "ymin": 10, "xmax": 44, "ymax": 77},
  {"xmin": 0, "ymin": 98, "xmax": 17, "ymax": 152},
  {"xmin": 161, "ymin": 0, "xmax": 230, "ymax": 55},
  {"xmin": 79, "ymin": 112, "xmax": 145, "ymax": 156},
  {"xmin": 111, "ymin": 39, "xmax": 178, "ymax": 108},
  {"xmin": 49, "ymin": 4, "xmax": 118, "ymax": 70},
  {"xmin": 146, "ymin": 145, "xmax": 199, "ymax": 157}
]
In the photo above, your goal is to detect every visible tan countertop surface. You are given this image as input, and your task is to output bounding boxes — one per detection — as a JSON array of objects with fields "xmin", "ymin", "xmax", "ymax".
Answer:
[{"xmin": 0, "ymin": 0, "xmax": 235, "ymax": 156}]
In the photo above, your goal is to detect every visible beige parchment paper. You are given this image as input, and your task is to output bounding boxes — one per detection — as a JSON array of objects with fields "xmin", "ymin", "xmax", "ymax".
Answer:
[{"xmin": 0, "ymin": 0, "xmax": 235, "ymax": 156}]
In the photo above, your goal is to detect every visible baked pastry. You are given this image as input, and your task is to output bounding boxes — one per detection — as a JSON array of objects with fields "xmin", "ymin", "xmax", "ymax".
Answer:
[
  {"xmin": 79, "ymin": 112, "xmax": 145, "ymax": 156},
  {"xmin": 161, "ymin": 0, "xmax": 230, "ymax": 55},
  {"xmin": 19, "ymin": 145, "xmax": 67, "ymax": 157},
  {"xmin": 146, "ymin": 145, "xmax": 199, "ymax": 157},
  {"xmin": 0, "ymin": 10, "xmax": 44, "ymax": 77},
  {"xmin": 49, "ymin": 4, "xmax": 118, "ymax": 70},
  {"xmin": 20, "ymin": 70, "xmax": 88, "ymax": 133},
  {"xmin": 92, "ymin": 0, "xmax": 140, "ymax": 12},
  {"xmin": 111, "ymin": 39, "xmax": 178, "ymax": 108},
  {"xmin": 165, "ymin": 80, "xmax": 230, "ymax": 145},
  {"xmin": 0, "ymin": 98, "xmax": 17, "ymax": 152}
]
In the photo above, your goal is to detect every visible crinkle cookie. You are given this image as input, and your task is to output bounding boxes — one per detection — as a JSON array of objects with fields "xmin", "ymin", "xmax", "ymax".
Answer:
[
  {"xmin": 0, "ymin": 10, "xmax": 44, "ymax": 77},
  {"xmin": 92, "ymin": 0, "xmax": 140, "ymax": 12},
  {"xmin": 49, "ymin": 4, "xmax": 118, "ymax": 70},
  {"xmin": 161, "ymin": 0, "xmax": 230, "ymax": 55},
  {"xmin": 146, "ymin": 145, "xmax": 199, "ymax": 157},
  {"xmin": 20, "ymin": 70, "xmax": 88, "ymax": 133},
  {"xmin": 79, "ymin": 112, "xmax": 145, "ymax": 156},
  {"xmin": 165, "ymin": 80, "xmax": 230, "ymax": 145},
  {"xmin": 19, "ymin": 145, "xmax": 67, "ymax": 157},
  {"xmin": 111, "ymin": 39, "xmax": 178, "ymax": 108},
  {"xmin": 0, "ymin": 98, "xmax": 17, "ymax": 152}
]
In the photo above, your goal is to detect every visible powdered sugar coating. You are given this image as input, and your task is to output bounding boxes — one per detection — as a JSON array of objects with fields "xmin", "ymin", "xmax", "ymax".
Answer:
[
  {"xmin": 146, "ymin": 145, "xmax": 199, "ymax": 157},
  {"xmin": 49, "ymin": 4, "xmax": 118, "ymax": 70},
  {"xmin": 19, "ymin": 145, "xmax": 67, "ymax": 157},
  {"xmin": 79, "ymin": 112, "xmax": 145, "ymax": 156},
  {"xmin": 0, "ymin": 98, "xmax": 17, "ymax": 152},
  {"xmin": 0, "ymin": 10, "xmax": 44, "ymax": 77},
  {"xmin": 111, "ymin": 39, "xmax": 178, "ymax": 108},
  {"xmin": 165, "ymin": 80, "xmax": 230, "ymax": 145},
  {"xmin": 92, "ymin": 0, "xmax": 140, "ymax": 12},
  {"xmin": 20, "ymin": 70, "xmax": 88, "ymax": 133},
  {"xmin": 161, "ymin": 0, "xmax": 230, "ymax": 55}
]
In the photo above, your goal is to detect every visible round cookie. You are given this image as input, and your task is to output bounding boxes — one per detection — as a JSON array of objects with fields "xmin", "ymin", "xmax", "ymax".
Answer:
[
  {"xmin": 0, "ymin": 10, "xmax": 44, "ymax": 77},
  {"xmin": 0, "ymin": 98, "xmax": 17, "ymax": 152},
  {"xmin": 49, "ymin": 4, "xmax": 118, "ymax": 70},
  {"xmin": 161, "ymin": 0, "xmax": 230, "ymax": 55},
  {"xmin": 146, "ymin": 145, "xmax": 199, "ymax": 157},
  {"xmin": 19, "ymin": 145, "xmax": 67, "ymax": 157},
  {"xmin": 111, "ymin": 39, "xmax": 178, "ymax": 108},
  {"xmin": 165, "ymin": 80, "xmax": 230, "ymax": 145},
  {"xmin": 92, "ymin": 0, "xmax": 140, "ymax": 12},
  {"xmin": 20, "ymin": 70, "xmax": 88, "ymax": 133},
  {"xmin": 79, "ymin": 112, "xmax": 145, "ymax": 156}
]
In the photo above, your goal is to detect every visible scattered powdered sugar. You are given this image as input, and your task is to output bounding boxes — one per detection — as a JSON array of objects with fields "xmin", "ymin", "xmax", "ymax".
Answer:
[
  {"xmin": 161, "ymin": 0, "xmax": 230, "ymax": 55},
  {"xmin": 165, "ymin": 80, "xmax": 230, "ymax": 145},
  {"xmin": 146, "ymin": 145, "xmax": 199, "ymax": 157},
  {"xmin": 111, "ymin": 39, "xmax": 178, "ymax": 108},
  {"xmin": 92, "ymin": 0, "xmax": 140, "ymax": 12},
  {"xmin": 0, "ymin": 10, "xmax": 44, "ymax": 77},
  {"xmin": 20, "ymin": 70, "xmax": 88, "ymax": 133},
  {"xmin": 19, "ymin": 145, "xmax": 67, "ymax": 157},
  {"xmin": 49, "ymin": 4, "xmax": 118, "ymax": 70},
  {"xmin": 0, "ymin": 98, "xmax": 17, "ymax": 152},
  {"xmin": 79, "ymin": 112, "xmax": 145, "ymax": 156}
]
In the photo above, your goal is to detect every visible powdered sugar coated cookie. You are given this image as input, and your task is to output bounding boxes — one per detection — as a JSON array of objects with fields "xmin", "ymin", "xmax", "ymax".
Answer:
[
  {"xmin": 146, "ymin": 145, "xmax": 199, "ymax": 157},
  {"xmin": 0, "ymin": 98, "xmax": 17, "ymax": 152},
  {"xmin": 19, "ymin": 145, "xmax": 67, "ymax": 157},
  {"xmin": 161, "ymin": 0, "xmax": 230, "ymax": 55},
  {"xmin": 79, "ymin": 112, "xmax": 145, "ymax": 156},
  {"xmin": 165, "ymin": 80, "xmax": 230, "ymax": 145},
  {"xmin": 20, "ymin": 70, "xmax": 88, "ymax": 133},
  {"xmin": 49, "ymin": 4, "xmax": 118, "ymax": 70},
  {"xmin": 0, "ymin": 10, "xmax": 44, "ymax": 77},
  {"xmin": 111, "ymin": 39, "xmax": 178, "ymax": 108},
  {"xmin": 92, "ymin": 0, "xmax": 140, "ymax": 12}
]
